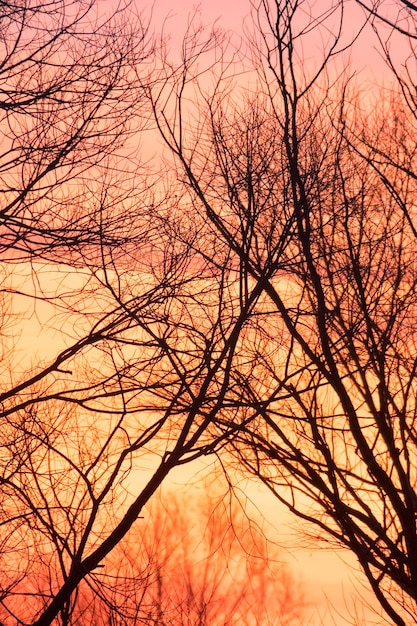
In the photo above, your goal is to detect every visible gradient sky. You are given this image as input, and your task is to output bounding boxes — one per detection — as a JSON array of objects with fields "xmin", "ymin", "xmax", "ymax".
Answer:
[
  {"xmin": 143, "ymin": 1, "xmax": 394, "ymax": 623},
  {"xmin": 4, "ymin": 1, "xmax": 404, "ymax": 623}
]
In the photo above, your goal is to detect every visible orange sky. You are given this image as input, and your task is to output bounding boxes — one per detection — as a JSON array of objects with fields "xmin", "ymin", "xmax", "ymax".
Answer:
[
  {"xmin": 13, "ymin": 1, "xmax": 397, "ymax": 622},
  {"xmin": 3, "ymin": 1, "xmax": 409, "ymax": 623},
  {"xmin": 146, "ymin": 1, "xmax": 396, "ymax": 624}
]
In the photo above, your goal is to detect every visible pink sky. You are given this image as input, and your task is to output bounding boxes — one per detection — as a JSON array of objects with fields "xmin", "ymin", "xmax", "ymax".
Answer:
[
  {"xmin": 4, "ymin": 0, "xmax": 406, "ymax": 623},
  {"xmin": 152, "ymin": 0, "xmax": 389, "ymax": 79},
  {"xmin": 153, "ymin": 0, "xmax": 250, "ymax": 32},
  {"xmin": 141, "ymin": 1, "xmax": 396, "ymax": 623}
]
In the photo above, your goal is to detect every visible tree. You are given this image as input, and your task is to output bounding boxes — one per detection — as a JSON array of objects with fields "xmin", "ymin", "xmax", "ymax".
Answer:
[
  {"xmin": 350, "ymin": 0, "xmax": 417, "ymax": 246},
  {"xmin": 0, "ymin": 4, "xmax": 302, "ymax": 624},
  {"xmin": 0, "ymin": 1, "xmax": 256, "ymax": 624},
  {"xmin": 147, "ymin": 1, "xmax": 417, "ymax": 624},
  {"xmin": 0, "ymin": 1, "xmax": 158, "ymax": 623},
  {"xmin": 4, "ymin": 0, "xmax": 417, "ymax": 623},
  {"xmin": 354, "ymin": 0, "xmax": 417, "ymax": 39},
  {"xmin": 68, "ymin": 491, "xmax": 306, "ymax": 625},
  {"xmin": 0, "ymin": 0, "xmax": 152, "ymax": 263}
]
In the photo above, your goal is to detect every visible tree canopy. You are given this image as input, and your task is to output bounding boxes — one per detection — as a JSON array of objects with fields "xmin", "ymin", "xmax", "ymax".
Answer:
[{"xmin": 1, "ymin": 1, "xmax": 417, "ymax": 624}]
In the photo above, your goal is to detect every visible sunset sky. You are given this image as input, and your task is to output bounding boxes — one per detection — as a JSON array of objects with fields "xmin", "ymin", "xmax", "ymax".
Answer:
[
  {"xmin": 3, "ymin": 0, "xmax": 412, "ymax": 622},
  {"xmin": 153, "ymin": 0, "xmax": 389, "ymax": 75},
  {"xmin": 147, "ymin": 1, "xmax": 394, "ymax": 624}
]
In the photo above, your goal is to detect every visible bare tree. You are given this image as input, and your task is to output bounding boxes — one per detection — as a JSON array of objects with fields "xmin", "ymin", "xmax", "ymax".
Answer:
[
  {"xmin": 5, "ymin": 0, "xmax": 417, "ymax": 623},
  {"xmin": 0, "ymin": 6, "xmax": 288, "ymax": 618},
  {"xmin": 147, "ymin": 1, "xmax": 417, "ymax": 624},
  {"xmin": 354, "ymin": 0, "xmax": 417, "ymax": 39},
  {"xmin": 66, "ymin": 491, "xmax": 306, "ymax": 625},
  {"xmin": 0, "ymin": 0, "xmax": 151, "ymax": 263},
  {"xmin": 347, "ymin": 0, "xmax": 417, "ymax": 246},
  {"xmin": 0, "ymin": 208, "xmax": 267, "ymax": 624},
  {"xmin": 0, "ymin": 2, "xmax": 256, "ymax": 624}
]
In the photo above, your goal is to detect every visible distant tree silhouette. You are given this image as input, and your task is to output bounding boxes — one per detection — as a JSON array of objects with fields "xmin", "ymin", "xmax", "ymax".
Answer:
[{"xmin": 68, "ymin": 492, "xmax": 305, "ymax": 625}]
